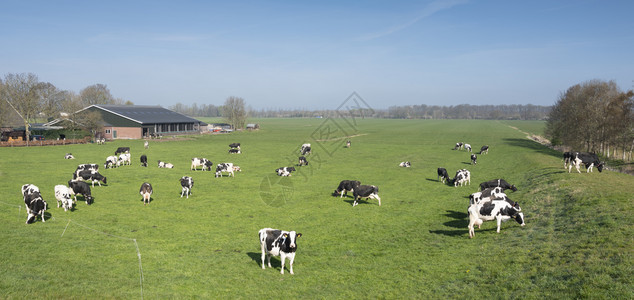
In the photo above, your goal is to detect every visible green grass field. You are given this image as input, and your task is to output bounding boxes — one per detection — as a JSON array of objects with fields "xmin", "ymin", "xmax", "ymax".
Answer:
[{"xmin": 0, "ymin": 119, "xmax": 632, "ymax": 299}]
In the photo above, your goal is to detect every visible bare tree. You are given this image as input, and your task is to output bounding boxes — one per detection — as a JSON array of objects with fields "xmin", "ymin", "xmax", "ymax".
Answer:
[
  {"xmin": 1, "ymin": 73, "xmax": 43, "ymax": 142},
  {"xmin": 222, "ymin": 96, "xmax": 248, "ymax": 129},
  {"xmin": 80, "ymin": 84, "xmax": 115, "ymax": 105}
]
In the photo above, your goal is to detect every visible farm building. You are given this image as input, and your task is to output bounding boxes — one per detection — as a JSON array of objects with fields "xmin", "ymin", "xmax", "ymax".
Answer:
[{"xmin": 47, "ymin": 104, "xmax": 206, "ymax": 140}]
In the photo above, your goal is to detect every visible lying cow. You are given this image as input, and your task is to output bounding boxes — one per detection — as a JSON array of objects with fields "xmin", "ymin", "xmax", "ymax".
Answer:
[
  {"xmin": 437, "ymin": 167, "xmax": 450, "ymax": 184},
  {"xmin": 480, "ymin": 145, "xmax": 489, "ymax": 155},
  {"xmin": 298, "ymin": 156, "xmax": 309, "ymax": 166},
  {"xmin": 568, "ymin": 152, "xmax": 603, "ymax": 173},
  {"xmin": 140, "ymin": 182, "xmax": 152, "ymax": 205},
  {"xmin": 216, "ymin": 163, "xmax": 237, "ymax": 177},
  {"xmin": 54, "ymin": 185, "xmax": 74, "ymax": 211},
  {"xmin": 23, "ymin": 184, "xmax": 47, "ymax": 224},
  {"xmin": 300, "ymin": 143, "xmax": 311, "ymax": 155},
  {"xmin": 275, "ymin": 166, "xmax": 296, "ymax": 177},
  {"xmin": 229, "ymin": 143, "xmax": 241, "ymax": 149},
  {"xmin": 332, "ymin": 180, "xmax": 361, "ymax": 198},
  {"xmin": 140, "ymin": 154, "xmax": 148, "ymax": 167},
  {"xmin": 258, "ymin": 228, "xmax": 302, "ymax": 275},
  {"xmin": 191, "ymin": 157, "xmax": 213, "ymax": 171},
  {"xmin": 68, "ymin": 180, "xmax": 94, "ymax": 205},
  {"xmin": 399, "ymin": 161, "xmax": 411, "ymax": 167},
  {"xmin": 64, "ymin": 153, "xmax": 75, "ymax": 159},
  {"xmin": 180, "ymin": 176, "xmax": 194, "ymax": 198},
  {"xmin": 352, "ymin": 185, "xmax": 381, "ymax": 207},
  {"xmin": 468, "ymin": 198, "xmax": 525, "ymax": 238},
  {"xmin": 228, "ymin": 149, "xmax": 241, "ymax": 154},
  {"xmin": 479, "ymin": 179, "xmax": 517, "ymax": 192},
  {"xmin": 76, "ymin": 170, "xmax": 107, "ymax": 187},
  {"xmin": 158, "ymin": 160, "xmax": 174, "ymax": 168}
]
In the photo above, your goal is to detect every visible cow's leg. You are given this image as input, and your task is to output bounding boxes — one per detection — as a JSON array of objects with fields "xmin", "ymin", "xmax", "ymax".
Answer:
[
  {"xmin": 339, "ymin": 190, "xmax": 344, "ymax": 198},
  {"xmin": 496, "ymin": 216, "xmax": 502, "ymax": 233},
  {"xmin": 280, "ymin": 253, "xmax": 286, "ymax": 274},
  {"xmin": 288, "ymin": 253, "xmax": 295, "ymax": 275},
  {"xmin": 375, "ymin": 195, "xmax": 381, "ymax": 206}
]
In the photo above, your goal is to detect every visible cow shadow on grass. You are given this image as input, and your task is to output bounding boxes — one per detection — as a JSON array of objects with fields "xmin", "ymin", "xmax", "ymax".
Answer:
[
  {"xmin": 503, "ymin": 138, "xmax": 562, "ymax": 159},
  {"xmin": 428, "ymin": 210, "xmax": 469, "ymax": 237},
  {"xmin": 246, "ymin": 252, "xmax": 283, "ymax": 269}
]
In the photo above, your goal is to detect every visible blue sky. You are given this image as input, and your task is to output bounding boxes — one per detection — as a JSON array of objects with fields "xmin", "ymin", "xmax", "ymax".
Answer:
[{"xmin": 1, "ymin": 0, "xmax": 633, "ymax": 110}]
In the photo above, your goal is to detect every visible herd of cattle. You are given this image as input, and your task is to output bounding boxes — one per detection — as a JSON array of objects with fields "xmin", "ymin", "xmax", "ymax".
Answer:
[{"xmin": 21, "ymin": 137, "xmax": 606, "ymax": 275}]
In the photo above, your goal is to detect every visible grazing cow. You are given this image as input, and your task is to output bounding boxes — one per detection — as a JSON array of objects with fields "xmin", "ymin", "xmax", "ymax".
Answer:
[
  {"xmin": 568, "ymin": 152, "xmax": 603, "ymax": 173},
  {"xmin": 275, "ymin": 166, "xmax": 296, "ymax": 177},
  {"xmin": 453, "ymin": 142, "xmax": 464, "ymax": 150},
  {"xmin": 144, "ymin": 141, "xmax": 149, "ymax": 149},
  {"xmin": 229, "ymin": 143, "xmax": 241, "ymax": 149},
  {"xmin": 191, "ymin": 157, "xmax": 213, "ymax": 171},
  {"xmin": 140, "ymin": 154, "xmax": 148, "ymax": 167},
  {"xmin": 54, "ymin": 185, "xmax": 74, "ymax": 211},
  {"xmin": 180, "ymin": 176, "xmax": 194, "ymax": 198},
  {"xmin": 233, "ymin": 165, "xmax": 241, "ymax": 172},
  {"xmin": 437, "ymin": 168, "xmax": 450, "ymax": 184},
  {"xmin": 469, "ymin": 187, "xmax": 506, "ymax": 205},
  {"xmin": 346, "ymin": 140, "xmax": 351, "ymax": 148},
  {"xmin": 114, "ymin": 147, "xmax": 130, "ymax": 155},
  {"xmin": 118, "ymin": 153, "xmax": 131, "ymax": 166},
  {"xmin": 468, "ymin": 199, "xmax": 525, "ymax": 238},
  {"xmin": 298, "ymin": 156, "xmax": 309, "ymax": 166},
  {"xmin": 105, "ymin": 156, "xmax": 118, "ymax": 169},
  {"xmin": 97, "ymin": 138, "xmax": 105, "ymax": 145},
  {"xmin": 332, "ymin": 180, "xmax": 361, "ymax": 198},
  {"xmin": 22, "ymin": 184, "xmax": 40, "ymax": 197},
  {"xmin": 301, "ymin": 143, "xmax": 311, "ymax": 155},
  {"xmin": 24, "ymin": 190, "xmax": 47, "ymax": 224},
  {"xmin": 68, "ymin": 180, "xmax": 94, "ymax": 205},
  {"xmin": 258, "ymin": 228, "xmax": 302, "ymax": 275},
  {"xmin": 464, "ymin": 143, "xmax": 472, "ymax": 152},
  {"xmin": 228, "ymin": 149, "xmax": 241, "ymax": 154},
  {"xmin": 399, "ymin": 161, "xmax": 411, "ymax": 167},
  {"xmin": 216, "ymin": 163, "xmax": 237, "ymax": 177},
  {"xmin": 563, "ymin": 151, "xmax": 575, "ymax": 168},
  {"xmin": 470, "ymin": 154, "xmax": 477, "ymax": 165},
  {"xmin": 453, "ymin": 169, "xmax": 471, "ymax": 187},
  {"xmin": 76, "ymin": 170, "xmax": 107, "ymax": 187},
  {"xmin": 139, "ymin": 182, "xmax": 153, "ymax": 205},
  {"xmin": 64, "ymin": 153, "xmax": 75, "ymax": 159},
  {"xmin": 480, "ymin": 145, "xmax": 489, "ymax": 155},
  {"xmin": 479, "ymin": 179, "xmax": 517, "ymax": 192},
  {"xmin": 352, "ymin": 185, "xmax": 381, "ymax": 207},
  {"xmin": 76, "ymin": 163, "xmax": 99, "ymax": 172}
]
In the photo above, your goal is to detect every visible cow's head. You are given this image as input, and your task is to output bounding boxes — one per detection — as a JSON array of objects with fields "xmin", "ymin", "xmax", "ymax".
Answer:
[
  {"xmin": 510, "ymin": 185, "xmax": 518, "ymax": 192},
  {"xmin": 284, "ymin": 231, "xmax": 302, "ymax": 249},
  {"xmin": 597, "ymin": 163, "xmax": 604, "ymax": 172},
  {"xmin": 102, "ymin": 177, "xmax": 107, "ymax": 185},
  {"xmin": 509, "ymin": 203, "xmax": 525, "ymax": 226}
]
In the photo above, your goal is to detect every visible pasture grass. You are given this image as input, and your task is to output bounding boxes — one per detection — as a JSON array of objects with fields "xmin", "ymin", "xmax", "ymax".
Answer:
[{"xmin": 0, "ymin": 119, "xmax": 631, "ymax": 299}]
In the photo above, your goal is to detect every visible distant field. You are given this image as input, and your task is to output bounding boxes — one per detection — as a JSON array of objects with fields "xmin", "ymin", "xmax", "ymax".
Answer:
[{"xmin": 0, "ymin": 119, "xmax": 631, "ymax": 298}]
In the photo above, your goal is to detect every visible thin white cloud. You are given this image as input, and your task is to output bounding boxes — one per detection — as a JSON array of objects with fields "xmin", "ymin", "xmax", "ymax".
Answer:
[{"xmin": 357, "ymin": 0, "xmax": 469, "ymax": 41}]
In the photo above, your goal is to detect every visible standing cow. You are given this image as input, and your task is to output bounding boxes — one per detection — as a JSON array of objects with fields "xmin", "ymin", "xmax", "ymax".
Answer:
[
  {"xmin": 180, "ymin": 176, "xmax": 194, "ymax": 198},
  {"xmin": 352, "ymin": 185, "xmax": 381, "ymax": 207},
  {"xmin": 480, "ymin": 145, "xmax": 489, "ymax": 155},
  {"xmin": 297, "ymin": 156, "xmax": 309, "ymax": 166},
  {"xmin": 468, "ymin": 199, "xmax": 525, "ymax": 238},
  {"xmin": 140, "ymin": 154, "xmax": 148, "ymax": 167},
  {"xmin": 23, "ymin": 184, "xmax": 47, "ymax": 224},
  {"xmin": 470, "ymin": 154, "xmax": 477, "ymax": 165},
  {"xmin": 258, "ymin": 228, "xmax": 302, "ymax": 275},
  {"xmin": 568, "ymin": 152, "xmax": 603, "ymax": 173},
  {"xmin": 216, "ymin": 163, "xmax": 237, "ymax": 177},
  {"xmin": 332, "ymin": 180, "xmax": 361, "ymax": 198},
  {"xmin": 140, "ymin": 182, "xmax": 153, "ymax": 205},
  {"xmin": 55, "ymin": 185, "xmax": 74, "ymax": 212}
]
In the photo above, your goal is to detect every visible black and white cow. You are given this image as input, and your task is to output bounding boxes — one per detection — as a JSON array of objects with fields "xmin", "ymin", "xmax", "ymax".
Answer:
[
  {"xmin": 114, "ymin": 147, "xmax": 130, "ymax": 155},
  {"xmin": 275, "ymin": 166, "xmax": 296, "ymax": 177},
  {"xmin": 346, "ymin": 140, "xmax": 351, "ymax": 148},
  {"xmin": 300, "ymin": 143, "xmax": 311, "ymax": 155},
  {"xmin": 437, "ymin": 167, "xmax": 450, "ymax": 184},
  {"xmin": 468, "ymin": 198, "xmax": 525, "ymax": 238},
  {"xmin": 191, "ymin": 157, "xmax": 212, "ymax": 171},
  {"xmin": 568, "ymin": 152, "xmax": 604, "ymax": 173},
  {"xmin": 105, "ymin": 156, "xmax": 118, "ymax": 169},
  {"xmin": 216, "ymin": 163, "xmax": 237, "ymax": 177},
  {"xmin": 229, "ymin": 143, "xmax": 241, "ymax": 149},
  {"xmin": 54, "ymin": 185, "xmax": 74, "ymax": 212},
  {"xmin": 297, "ymin": 156, "xmax": 309, "ymax": 166},
  {"xmin": 228, "ymin": 149, "xmax": 241, "ymax": 154},
  {"xmin": 76, "ymin": 170, "xmax": 107, "ymax": 187},
  {"xmin": 479, "ymin": 179, "xmax": 517, "ymax": 192},
  {"xmin": 470, "ymin": 154, "xmax": 477, "ymax": 165},
  {"xmin": 480, "ymin": 145, "xmax": 489, "ymax": 155},
  {"xmin": 140, "ymin": 154, "xmax": 148, "ymax": 167},
  {"xmin": 77, "ymin": 163, "xmax": 99, "ymax": 172},
  {"xmin": 332, "ymin": 180, "xmax": 361, "ymax": 198},
  {"xmin": 563, "ymin": 151, "xmax": 575, "ymax": 169},
  {"xmin": 352, "ymin": 185, "xmax": 381, "ymax": 207},
  {"xmin": 64, "ymin": 153, "xmax": 75, "ymax": 159},
  {"xmin": 258, "ymin": 228, "xmax": 302, "ymax": 275},
  {"xmin": 464, "ymin": 143, "xmax": 472, "ymax": 152},
  {"xmin": 24, "ymin": 189, "xmax": 47, "ymax": 224},
  {"xmin": 453, "ymin": 169, "xmax": 471, "ymax": 187},
  {"xmin": 180, "ymin": 176, "xmax": 194, "ymax": 198},
  {"xmin": 118, "ymin": 153, "xmax": 131, "ymax": 166},
  {"xmin": 469, "ymin": 187, "xmax": 505, "ymax": 205},
  {"xmin": 68, "ymin": 180, "xmax": 94, "ymax": 205},
  {"xmin": 399, "ymin": 161, "xmax": 411, "ymax": 167},
  {"xmin": 158, "ymin": 160, "xmax": 174, "ymax": 168},
  {"xmin": 453, "ymin": 142, "xmax": 464, "ymax": 150},
  {"xmin": 140, "ymin": 182, "xmax": 152, "ymax": 205}
]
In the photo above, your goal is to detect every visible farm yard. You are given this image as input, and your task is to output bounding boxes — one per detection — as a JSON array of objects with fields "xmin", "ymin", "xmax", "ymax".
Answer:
[{"xmin": 1, "ymin": 118, "xmax": 632, "ymax": 298}]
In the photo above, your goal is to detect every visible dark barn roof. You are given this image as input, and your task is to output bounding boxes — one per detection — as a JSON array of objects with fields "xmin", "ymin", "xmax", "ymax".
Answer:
[{"xmin": 87, "ymin": 105, "xmax": 203, "ymax": 125}]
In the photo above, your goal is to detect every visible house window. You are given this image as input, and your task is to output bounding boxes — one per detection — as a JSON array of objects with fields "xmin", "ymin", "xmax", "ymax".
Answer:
[{"xmin": 105, "ymin": 129, "xmax": 111, "ymax": 134}]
